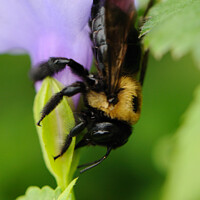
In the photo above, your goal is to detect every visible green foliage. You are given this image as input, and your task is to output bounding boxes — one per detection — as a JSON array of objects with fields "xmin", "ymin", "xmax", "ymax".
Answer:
[
  {"xmin": 33, "ymin": 78, "xmax": 79, "ymax": 190},
  {"xmin": 161, "ymin": 85, "xmax": 200, "ymax": 200},
  {"xmin": 141, "ymin": 0, "xmax": 200, "ymax": 68},
  {"xmin": 57, "ymin": 178, "xmax": 78, "ymax": 200},
  {"xmin": 16, "ymin": 178, "xmax": 78, "ymax": 200},
  {"xmin": 140, "ymin": 1, "xmax": 200, "ymax": 198},
  {"xmin": 16, "ymin": 186, "xmax": 61, "ymax": 200}
]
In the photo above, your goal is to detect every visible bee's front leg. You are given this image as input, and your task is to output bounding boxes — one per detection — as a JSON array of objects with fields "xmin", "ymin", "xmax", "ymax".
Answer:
[
  {"xmin": 37, "ymin": 81, "xmax": 86, "ymax": 126},
  {"xmin": 54, "ymin": 119, "xmax": 87, "ymax": 160}
]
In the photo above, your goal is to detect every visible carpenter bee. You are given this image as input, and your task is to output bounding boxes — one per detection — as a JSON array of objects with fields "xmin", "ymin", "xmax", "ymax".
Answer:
[{"xmin": 30, "ymin": 0, "xmax": 149, "ymax": 173}]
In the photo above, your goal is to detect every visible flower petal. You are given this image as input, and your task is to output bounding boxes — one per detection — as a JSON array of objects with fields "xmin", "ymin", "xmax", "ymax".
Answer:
[{"xmin": 0, "ymin": 0, "xmax": 93, "ymax": 103}]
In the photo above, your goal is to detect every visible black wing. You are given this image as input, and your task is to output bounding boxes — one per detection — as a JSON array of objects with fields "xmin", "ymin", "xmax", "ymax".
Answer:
[{"xmin": 90, "ymin": 0, "xmax": 138, "ymax": 94}]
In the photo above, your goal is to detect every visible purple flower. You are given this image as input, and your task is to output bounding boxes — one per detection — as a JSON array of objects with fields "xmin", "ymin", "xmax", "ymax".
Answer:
[{"xmin": 0, "ymin": 0, "xmax": 93, "ymax": 105}]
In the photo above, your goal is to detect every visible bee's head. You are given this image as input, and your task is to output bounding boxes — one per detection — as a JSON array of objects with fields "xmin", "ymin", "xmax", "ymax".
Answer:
[{"xmin": 77, "ymin": 120, "xmax": 132, "ymax": 149}]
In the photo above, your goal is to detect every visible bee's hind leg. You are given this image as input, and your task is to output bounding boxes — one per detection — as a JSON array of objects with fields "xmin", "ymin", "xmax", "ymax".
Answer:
[{"xmin": 139, "ymin": 49, "xmax": 149, "ymax": 86}]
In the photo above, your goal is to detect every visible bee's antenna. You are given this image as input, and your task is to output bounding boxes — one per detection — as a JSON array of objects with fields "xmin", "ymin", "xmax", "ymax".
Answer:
[{"xmin": 78, "ymin": 147, "xmax": 112, "ymax": 173}]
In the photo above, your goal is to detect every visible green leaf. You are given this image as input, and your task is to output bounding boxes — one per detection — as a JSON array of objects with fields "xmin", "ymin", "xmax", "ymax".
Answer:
[
  {"xmin": 141, "ymin": 0, "xmax": 200, "ymax": 68},
  {"xmin": 33, "ymin": 77, "xmax": 78, "ymax": 190},
  {"xmin": 137, "ymin": 0, "xmax": 150, "ymax": 8},
  {"xmin": 161, "ymin": 85, "xmax": 200, "ymax": 200},
  {"xmin": 16, "ymin": 186, "xmax": 62, "ymax": 200},
  {"xmin": 152, "ymin": 134, "xmax": 175, "ymax": 174},
  {"xmin": 16, "ymin": 178, "xmax": 77, "ymax": 200},
  {"xmin": 57, "ymin": 178, "xmax": 78, "ymax": 200}
]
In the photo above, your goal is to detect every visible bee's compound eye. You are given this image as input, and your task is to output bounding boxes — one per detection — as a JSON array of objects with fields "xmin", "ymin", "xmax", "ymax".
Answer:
[
  {"xmin": 87, "ymin": 121, "xmax": 132, "ymax": 148},
  {"xmin": 89, "ymin": 122, "xmax": 115, "ymax": 142},
  {"xmin": 92, "ymin": 130, "xmax": 112, "ymax": 139}
]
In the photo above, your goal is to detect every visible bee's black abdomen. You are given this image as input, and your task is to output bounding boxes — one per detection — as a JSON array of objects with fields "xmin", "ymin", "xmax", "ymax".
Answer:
[{"xmin": 90, "ymin": 0, "xmax": 107, "ymax": 73}]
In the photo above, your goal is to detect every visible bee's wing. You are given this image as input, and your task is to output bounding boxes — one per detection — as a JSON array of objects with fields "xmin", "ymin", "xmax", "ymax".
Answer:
[{"xmin": 104, "ymin": 0, "xmax": 136, "ymax": 94}]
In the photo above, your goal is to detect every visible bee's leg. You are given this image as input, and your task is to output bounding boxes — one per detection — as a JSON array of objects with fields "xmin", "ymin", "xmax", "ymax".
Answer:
[
  {"xmin": 143, "ymin": 0, "xmax": 155, "ymax": 18},
  {"xmin": 78, "ymin": 146, "xmax": 112, "ymax": 173},
  {"xmin": 74, "ymin": 137, "xmax": 90, "ymax": 150},
  {"xmin": 139, "ymin": 0, "xmax": 156, "ymax": 32},
  {"xmin": 30, "ymin": 57, "xmax": 89, "ymax": 82},
  {"xmin": 139, "ymin": 0, "xmax": 156, "ymax": 86},
  {"xmin": 37, "ymin": 81, "xmax": 85, "ymax": 126},
  {"xmin": 54, "ymin": 120, "xmax": 87, "ymax": 160},
  {"xmin": 139, "ymin": 49, "xmax": 149, "ymax": 86}
]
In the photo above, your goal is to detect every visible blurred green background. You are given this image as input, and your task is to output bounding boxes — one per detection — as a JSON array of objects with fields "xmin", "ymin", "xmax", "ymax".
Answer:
[{"xmin": 0, "ymin": 53, "xmax": 200, "ymax": 200}]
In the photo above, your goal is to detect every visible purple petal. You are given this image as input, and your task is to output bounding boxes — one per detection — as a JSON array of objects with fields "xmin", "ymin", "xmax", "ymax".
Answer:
[{"xmin": 0, "ymin": 0, "xmax": 93, "ymax": 105}]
